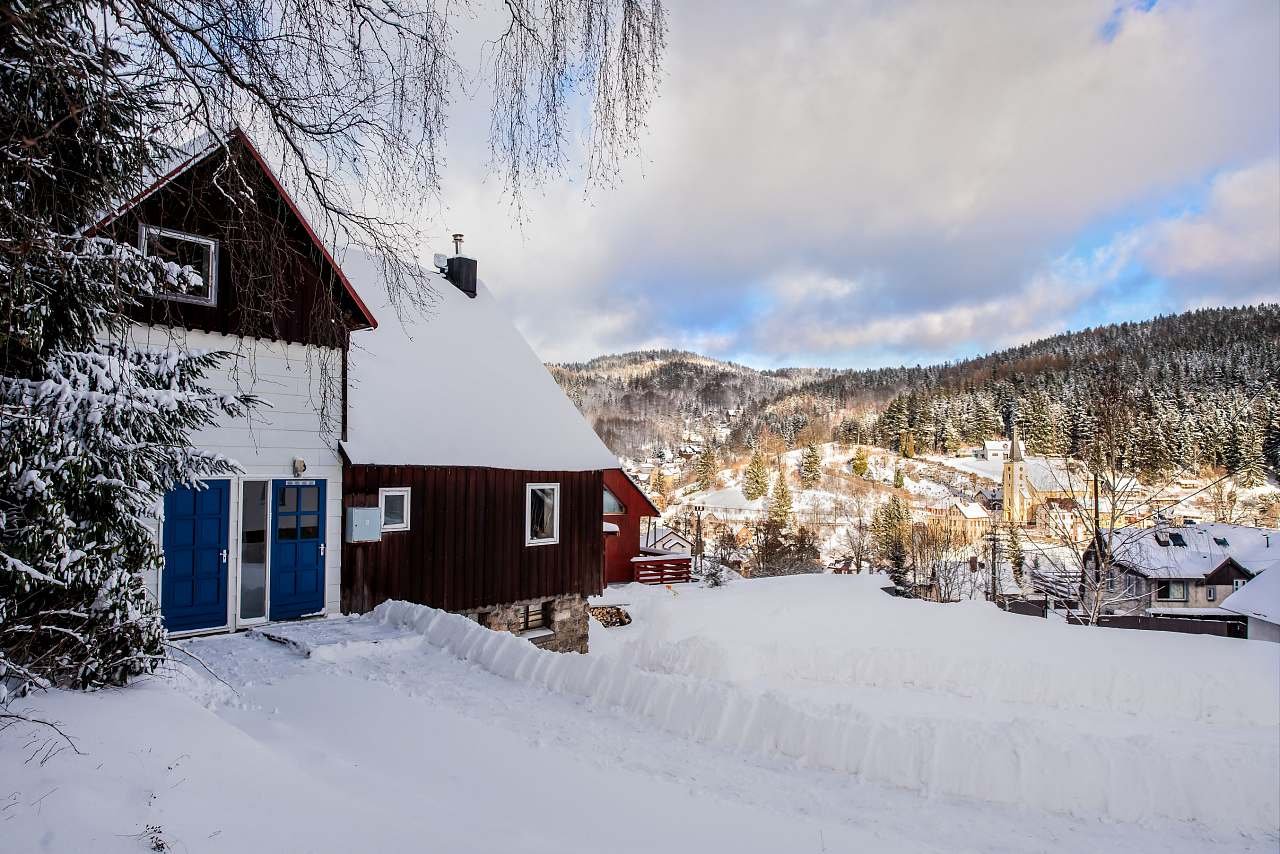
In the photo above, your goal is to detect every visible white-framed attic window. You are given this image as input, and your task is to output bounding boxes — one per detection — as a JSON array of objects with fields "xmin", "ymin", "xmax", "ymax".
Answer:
[
  {"xmin": 525, "ymin": 483, "xmax": 560, "ymax": 546},
  {"xmin": 139, "ymin": 224, "xmax": 219, "ymax": 306},
  {"xmin": 379, "ymin": 487, "xmax": 411, "ymax": 532}
]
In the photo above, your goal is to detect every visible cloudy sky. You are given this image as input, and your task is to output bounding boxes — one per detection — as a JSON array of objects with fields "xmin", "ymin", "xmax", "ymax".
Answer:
[{"xmin": 429, "ymin": 0, "xmax": 1279, "ymax": 369}]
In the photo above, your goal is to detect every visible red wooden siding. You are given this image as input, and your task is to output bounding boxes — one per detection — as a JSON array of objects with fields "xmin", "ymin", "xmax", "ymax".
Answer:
[
  {"xmin": 602, "ymin": 469, "xmax": 661, "ymax": 585},
  {"xmin": 342, "ymin": 465, "xmax": 605, "ymax": 614}
]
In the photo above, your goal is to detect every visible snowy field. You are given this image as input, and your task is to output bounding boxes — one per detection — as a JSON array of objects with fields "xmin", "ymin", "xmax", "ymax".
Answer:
[{"xmin": 2, "ymin": 575, "xmax": 1277, "ymax": 853}]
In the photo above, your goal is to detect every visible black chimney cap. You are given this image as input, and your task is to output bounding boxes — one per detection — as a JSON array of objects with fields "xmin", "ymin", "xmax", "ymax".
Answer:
[{"xmin": 446, "ymin": 256, "xmax": 477, "ymax": 298}]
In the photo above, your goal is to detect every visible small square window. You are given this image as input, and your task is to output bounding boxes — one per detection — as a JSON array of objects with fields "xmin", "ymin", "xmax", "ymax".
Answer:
[
  {"xmin": 526, "ymin": 483, "xmax": 560, "ymax": 546},
  {"xmin": 139, "ymin": 225, "xmax": 218, "ymax": 306},
  {"xmin": 516, "ymin": 602, "xmax": 548, "ymax": 633},
  {"xmin": 379, "ymin": 487, "xmax": 411, "ymax": 532}
]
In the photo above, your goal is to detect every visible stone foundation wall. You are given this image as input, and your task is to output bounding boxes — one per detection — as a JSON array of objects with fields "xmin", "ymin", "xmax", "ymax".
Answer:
[{"xmin": 465, "ymin": 593, "xmax": 588, "ymax": 654}]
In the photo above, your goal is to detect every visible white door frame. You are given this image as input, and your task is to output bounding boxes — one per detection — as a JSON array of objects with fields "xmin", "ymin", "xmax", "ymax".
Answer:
[{"xmin": 233, "ymin": 476, "xmax": 272, "ymax": 630}]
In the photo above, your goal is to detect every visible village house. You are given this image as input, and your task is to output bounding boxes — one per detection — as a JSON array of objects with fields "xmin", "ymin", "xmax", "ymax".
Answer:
[
  {"xmin": 1221, "ymin": 569, "xmax": 1280, "ymax": 642},
  {"xmin": 643, "ymin": 525, "xmax": 695, "ymax": 555},
  {"xmin": 978, "ymin": 438, "xmax": 1020, "ymax": 461},
  {"xmin": 602, "ymin": 470, "xmax": 691, "ymax": 585},
  {"xmin": 92, "ymin": 129, "xmax": 377, "ymax": 635},
  {"xmin": 1088, "ymin": 522, "xmax": 1279, "ymax": 619},
  {"xmin": 927, "ymin": 498, "xmax": 992, "ymax": 545},
  {"xmin": 337, "ymin": 250, "xmax": 620, "ymax": 653}
]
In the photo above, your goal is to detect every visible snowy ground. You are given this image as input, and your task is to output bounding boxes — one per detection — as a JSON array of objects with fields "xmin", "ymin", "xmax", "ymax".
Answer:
[{"xmin": 3, "ymin": 575, "xmax": 1277, "ymax": 853}]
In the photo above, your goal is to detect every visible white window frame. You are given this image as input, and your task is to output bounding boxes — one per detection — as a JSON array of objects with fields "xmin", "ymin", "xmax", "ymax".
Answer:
[
  {"xmin": 525, "ymin": 482, "xmax": 560, "ymax": 546},
  {"xmin": 379, "ymin": 487, "xmax": 411, "ymax": 532},
  {"xmin": 139, "ymin": 224, "xmax": 219, "ymax": 306},
  {"xmin": 1206, "ymin": 586, "xmax": 1216, "ymax": 602}
]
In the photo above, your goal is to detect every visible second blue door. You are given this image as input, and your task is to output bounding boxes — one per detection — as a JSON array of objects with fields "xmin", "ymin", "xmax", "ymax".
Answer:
[{"xmin": 270, "ymin": 480, "xmax": 326, "ymax": 621}]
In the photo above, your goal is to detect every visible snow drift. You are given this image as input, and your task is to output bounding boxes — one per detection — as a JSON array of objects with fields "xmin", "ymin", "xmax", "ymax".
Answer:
[{"xmin": 370, "ymin": 576, "xmax": 1279, "ymax": 833}]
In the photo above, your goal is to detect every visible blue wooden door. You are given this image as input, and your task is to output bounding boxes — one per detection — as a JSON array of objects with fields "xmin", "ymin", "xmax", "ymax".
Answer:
[
  {"xmin": 162, "ymin": 480, "xmax": 230, "ymax": 632},
  {"xmin": 270, "ymin": 480, "xmax": 326, "ymax": 620}
]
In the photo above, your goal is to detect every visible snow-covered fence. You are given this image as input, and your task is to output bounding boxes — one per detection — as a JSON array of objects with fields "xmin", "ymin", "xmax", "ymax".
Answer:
[{"xmin": 369, "ymin": 600, "xmax": 1279, "ymax": 833}]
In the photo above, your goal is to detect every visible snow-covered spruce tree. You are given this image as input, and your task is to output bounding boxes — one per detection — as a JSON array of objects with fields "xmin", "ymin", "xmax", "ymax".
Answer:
[
  {"xmin": 767, "ymin": 469, "xmax": 793, "ymax": 528},
  {"xmin": 799, "ymin": 443, "xmax": 821, "ymax": 489},
  {"xmin": 743, "ymin": 449, "xmax": 770, "ymax": 501},
  {"xmin": 0, "ymin": 5, "xmax": 253, "ymax": 696},
  {"xmin": 694, "ymin": 444, "xmax": 718, "ymax": 491}
]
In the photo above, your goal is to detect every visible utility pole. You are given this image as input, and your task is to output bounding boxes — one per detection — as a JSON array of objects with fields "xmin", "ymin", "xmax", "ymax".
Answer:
[{"xmin": 694, "ymin": 506, "xmax": 704, "ymax": 576}]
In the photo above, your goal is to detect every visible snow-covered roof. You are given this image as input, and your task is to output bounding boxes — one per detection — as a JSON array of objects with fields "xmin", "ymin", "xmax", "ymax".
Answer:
[
  {"xmin": 1114, "ymin": 523, "xmax": 1280, "ymax": 580},
  {"xmin": 602, "ymin": 521, "xmax": 620, "ymax": 534},
  {"xmin": 944, "ymin": 498, "xmax": 989, "ymax": 519},
  {"xmin": 1221, "ymin": 569, "xmax": 1280, "ymax": 626},
  {"xmin": 983, "ymin": 440, "xmax": 1010, "ymax": 452},
  {"xmin": 1146, "ymin": 607, "xmax": 1234, "ymax": 617},
  {"xmin": 690, "ymin": 486, "xmax": 766, "ymax": 512},
  {"xmin": 341, "ymin": 254, "xmax": 619, "ymax": 471}
]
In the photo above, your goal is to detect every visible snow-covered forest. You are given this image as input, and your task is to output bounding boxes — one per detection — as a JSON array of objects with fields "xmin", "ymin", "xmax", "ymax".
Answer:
[{"xmin": 554, "ymin": 305, "xmax": 1280, "ymax": 481}]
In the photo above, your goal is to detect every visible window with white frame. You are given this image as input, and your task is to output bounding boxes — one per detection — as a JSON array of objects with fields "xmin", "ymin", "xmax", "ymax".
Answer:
[
  {"xmin": 525, "ymin": 483, "xmax": 560, "ymax": 546},
  {"xmin": 1156, "ymin": 580, "xmax": 1188, "ymax": 601},
  {"xmin": 139, "ymin": 225, "xmax": 219, "ymax": 305},
  {"xmin": 1206, "ymin": 586, "xmax": 1216, "ymax": 602},
  {"xmin": 379, "ymin": 487, "xmax": 411, "ymax": 532}
]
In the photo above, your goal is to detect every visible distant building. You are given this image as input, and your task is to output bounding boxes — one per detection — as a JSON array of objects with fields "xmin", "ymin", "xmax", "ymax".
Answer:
[
  {"xmin": 1088, "ymin": 522, "xmax": 1280, "ymax": 618},
  {"xmin": 928, "ymin": 498, "xmax": 992, "ymax": 545},
  {"xmin": 1221, "ymin": 569, "xmax": 1280, "ymax": 642},
  {"xmin": 979, "ymin": 439, "xmax": 1021, "ymax": 461}
]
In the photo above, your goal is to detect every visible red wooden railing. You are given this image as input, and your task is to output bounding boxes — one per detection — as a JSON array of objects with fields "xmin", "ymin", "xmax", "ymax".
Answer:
[{"xmin": 632, "ymin": 555, "xmax": 693, "ymax": 585}]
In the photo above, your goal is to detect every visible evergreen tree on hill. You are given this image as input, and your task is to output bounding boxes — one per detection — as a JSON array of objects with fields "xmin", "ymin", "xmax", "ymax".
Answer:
[
  {"xmin": 743, "ymin": 449, "xmax": 770, "ymax": 500},
  {"xmin": 694, "ymin": 444, "xmax": 719, "ymax": 491},
  {"xmin": 768, "ymin": 469, "xmax": 793, "ymax": 528},
  {"xmin": 799, "ymin": 443, "xmax": 822, "ymax": 489},
  {"xmin": 851, "ymin": 447, "xmax": 870, "ymax": 478}
]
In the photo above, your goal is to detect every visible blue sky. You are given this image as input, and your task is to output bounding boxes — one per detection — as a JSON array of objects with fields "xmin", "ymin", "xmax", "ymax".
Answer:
[{"xmin": 431, "ymin": 0, "xmax": 1279, "ymax": 370}]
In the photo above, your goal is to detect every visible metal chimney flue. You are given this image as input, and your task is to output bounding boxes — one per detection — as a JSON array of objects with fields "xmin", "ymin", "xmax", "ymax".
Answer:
[{"xmin": 452, "ymin": 233, "xmax": 464, "ymax": 254}]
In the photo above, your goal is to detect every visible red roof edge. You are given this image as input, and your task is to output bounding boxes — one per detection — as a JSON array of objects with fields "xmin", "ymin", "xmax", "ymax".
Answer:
[
  {"xmin": 230, "ymin": 129, "xmax": 377, "ymax": 330},
  {"xmin": 89, "ymin": 127, "xmax": 378, "ymax": 331},
  {"xmin": 608, "ymin": 468, "xmax": 662, "ymax": 517}
]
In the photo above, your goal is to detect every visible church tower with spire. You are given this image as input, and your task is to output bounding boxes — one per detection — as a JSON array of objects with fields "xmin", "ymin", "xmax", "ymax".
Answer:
[{"xmin": 1002, "ymin": 425, "xmax": 1027, "ymax": 526}]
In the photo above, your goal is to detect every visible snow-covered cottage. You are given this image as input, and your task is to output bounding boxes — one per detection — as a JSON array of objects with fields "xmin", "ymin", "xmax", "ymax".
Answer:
[
  {"xmin": 92, "ymin": 129, "xmax": 377, "ymax": 634},
  {"xmin": 1091, "ymin": 522, "xmax": 1280, "ymax": 619},
  {"xmin": 338, "ymin": 254, "xmax": 620, "ymax": 653}
]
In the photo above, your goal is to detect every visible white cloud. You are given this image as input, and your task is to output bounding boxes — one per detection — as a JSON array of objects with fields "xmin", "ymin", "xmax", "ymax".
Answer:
[
  {"xmin": 1142, "ymin": 157, "xmax": 1280, "ymax": 301},
  {"xmin": 424, "ymin": 0, "xmax": 1279, "ymax": 365}
]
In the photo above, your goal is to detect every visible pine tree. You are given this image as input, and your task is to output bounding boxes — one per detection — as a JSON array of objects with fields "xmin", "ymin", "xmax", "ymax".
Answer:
[
  {"xmin": 743, "ymin": 449, "xmax": 770, "ymax": 500},
  {"xmin": 767, "ymin": 469, "xmax": 793, "ymax": 528},
  {"xmin": 851, "ymin": 447, "xmax": 870, "ymax": 478},
  {"xmin": 799, "ymin": 443, "xmax": 822, "ymax": 489},
  {"xmin": 1, "ymin": 8, "xmax": 255, "ymax": 694},
  {"xmin": 1006, "ymin": 522, "xmax": 1025, "ymax": 589},
  {"xmin": 870, "ymin": 497, "xmax": 910, "ymax": 590},
  {"xmin": 893, "ymin": 465, "xmax": 905, "ymax": 490},
  {"xmin": 694, "ymin": 444, "xmax": 718, "ymax": 491}
]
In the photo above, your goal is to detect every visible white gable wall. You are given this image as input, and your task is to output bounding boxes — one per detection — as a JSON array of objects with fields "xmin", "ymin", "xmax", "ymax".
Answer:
[{"xmin": 128, "ymin": 325, "xmax": 344, "ymax": 629}]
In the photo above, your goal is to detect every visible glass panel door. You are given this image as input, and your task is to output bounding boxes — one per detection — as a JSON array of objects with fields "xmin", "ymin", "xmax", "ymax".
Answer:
[{"xmin": 239, "ymin": 480, "xmax": 269, "ymax": 623}]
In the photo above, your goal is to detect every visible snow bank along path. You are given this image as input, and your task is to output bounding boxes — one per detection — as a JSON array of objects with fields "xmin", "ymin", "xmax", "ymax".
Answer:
[{"xmin": 370, "ymin": 584, "xmax": 1279, "ymax": 834}]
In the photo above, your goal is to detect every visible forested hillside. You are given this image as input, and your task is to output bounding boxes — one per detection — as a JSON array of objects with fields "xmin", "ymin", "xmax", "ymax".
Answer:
[{"xmin": 551, "ymin": 305, "xmax": 1280, "ymax": 479}]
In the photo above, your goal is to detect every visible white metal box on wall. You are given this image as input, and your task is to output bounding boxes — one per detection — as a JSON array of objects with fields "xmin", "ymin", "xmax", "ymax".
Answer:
[{"xmin": 346, "ymin": 507, "xmax": 382, "ymax": 543}]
